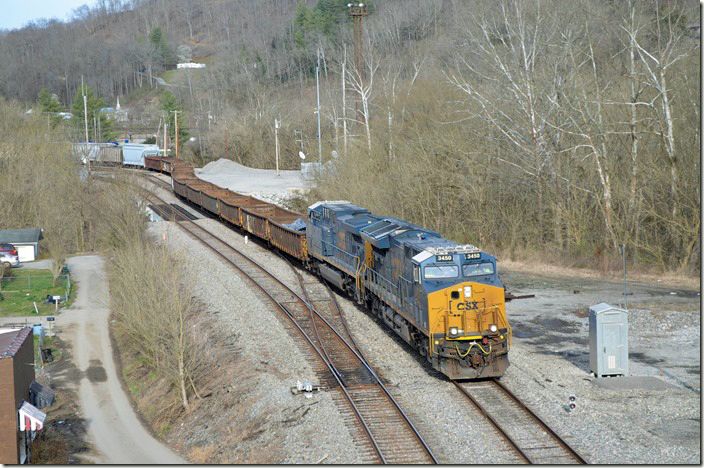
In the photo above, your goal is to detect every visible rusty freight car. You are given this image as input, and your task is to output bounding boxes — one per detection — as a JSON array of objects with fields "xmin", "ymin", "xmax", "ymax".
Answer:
[{"xmin": 241, "ymin": 205, "xmax": 307, "ymax": 260}]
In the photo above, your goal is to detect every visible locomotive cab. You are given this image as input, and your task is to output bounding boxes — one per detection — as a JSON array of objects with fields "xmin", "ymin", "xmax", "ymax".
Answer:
[{"xmin": 413, "ymin": 247, "xmax": 511, "ymax": 379}]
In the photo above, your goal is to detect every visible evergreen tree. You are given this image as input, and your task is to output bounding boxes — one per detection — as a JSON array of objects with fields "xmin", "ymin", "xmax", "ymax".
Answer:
[
  {"xmin": 70, "ymin": 85, "xmax": 116, "ymax": 142},
  {"xmin": 37, "ymin": 89, "xmax": 63, "ymax": 127},
  {"xmin": 150, "ymin": 27, "xmax": 175, "ymax": 68}
]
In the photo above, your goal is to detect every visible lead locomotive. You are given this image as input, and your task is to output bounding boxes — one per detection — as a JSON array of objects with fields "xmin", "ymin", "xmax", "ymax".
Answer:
[{"xmin": 306, "ymin": 201, "xmax": 510, "ymax": 380}]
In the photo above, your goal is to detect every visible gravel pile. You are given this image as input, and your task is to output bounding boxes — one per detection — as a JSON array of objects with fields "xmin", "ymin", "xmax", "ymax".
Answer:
[
  {"xmin": 195, "ymin": 159, "xmax": 308, "ymax": 200},
  {"xmin": 145, "ymin": 183, "xmax": 699, "ymax": 464}
]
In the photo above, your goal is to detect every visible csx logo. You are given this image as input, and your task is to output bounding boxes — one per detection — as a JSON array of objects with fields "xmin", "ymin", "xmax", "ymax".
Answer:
[{"xmin": 457, "ymin": 301, "xmax": 479, "ymax": 310}]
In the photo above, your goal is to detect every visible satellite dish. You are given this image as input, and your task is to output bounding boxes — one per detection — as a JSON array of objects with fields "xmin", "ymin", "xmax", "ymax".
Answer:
[
  {"xmin": 331, "ymin": 150, "xmax": 338, "ymax": 159},
  {"xmin": 299, "ymin": 151, "xmax": 306, "ymax": 160}
]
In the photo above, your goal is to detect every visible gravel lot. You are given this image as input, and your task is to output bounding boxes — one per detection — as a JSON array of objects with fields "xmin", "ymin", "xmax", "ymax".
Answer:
[{"xmin": 143, "ymin": 169, "xmax": 700, "ymax": 464}]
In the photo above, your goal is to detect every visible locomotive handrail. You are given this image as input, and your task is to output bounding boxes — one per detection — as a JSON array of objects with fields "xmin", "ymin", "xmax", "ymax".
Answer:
[{"xmin": 320, "ymin": 240, "xmax": 359, "ymax": 274}]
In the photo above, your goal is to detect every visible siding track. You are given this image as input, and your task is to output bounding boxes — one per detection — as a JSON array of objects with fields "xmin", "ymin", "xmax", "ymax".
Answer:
[{"xmin": 455, "ymin": 379, "xmax": 587, "ymax": 464}]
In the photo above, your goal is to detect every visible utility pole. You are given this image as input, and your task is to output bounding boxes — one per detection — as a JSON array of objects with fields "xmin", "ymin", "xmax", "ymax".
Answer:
[
  {"xmin": 316, "ymin": 48, "xmax": 322, "ymax": 167},
  {"xmin": 294, "ymin": 129, "xmax": 304, "ymax": 153},
  {"xmin": 274, "ymin": 118, "xmax": 280, "ymax": 177},
  {"xmin": 163, "ymin": 111, "xmax": 169, "ymax": 155},
  {"xmin": 621, "ymin": 244, "xmax": 628, "ymax": 310},
  {"xmin": 348, "ymin": 3, "xmax": 367, "ymax": 125},
  {"xmin": 173, "ymin": 110, "xmax": 181, "ymax": 160},
  {"xmin": 82, "ymin": 75, "xmax": 90, "ymax": 175},
  {"xmin": 341, "ymin": 44, "xmax": 348, "ymax": 157}
]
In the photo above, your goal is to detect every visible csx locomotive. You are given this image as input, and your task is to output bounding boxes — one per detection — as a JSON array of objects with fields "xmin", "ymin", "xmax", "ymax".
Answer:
[
  {"xmin": 157, "ymin": 157, "xmax": 511, "ymax": 380},
  {"xmin": 306, "ymin": 201, "xmax": 510, "ymax": 380}
]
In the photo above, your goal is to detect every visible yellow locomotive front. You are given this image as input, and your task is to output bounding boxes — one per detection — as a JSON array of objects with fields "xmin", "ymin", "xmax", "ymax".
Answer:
[{"xmin": 417, "ymin": 247, "xmax": 511, "ymax": 380}]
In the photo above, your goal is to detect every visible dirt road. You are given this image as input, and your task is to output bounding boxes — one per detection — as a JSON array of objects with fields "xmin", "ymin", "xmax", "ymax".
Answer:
[{"xmin": 54, "ymin": 255, "xmax": 185, "ymax": 464}]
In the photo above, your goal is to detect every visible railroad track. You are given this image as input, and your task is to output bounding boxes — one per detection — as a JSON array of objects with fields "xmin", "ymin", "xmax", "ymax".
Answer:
[
  {"xmin": 285, "ymin": 261, "xmax": 436, "ymax": 464},
  {"xmin": 126, "ymin": 170, "xmax": 584, "ymax": 465},
  {"xmin": 455, "ymin": 379, "xmax": 587, "ymax": 464},
  {"xmin": 141, "ymin": 185, "xmax": 437, "ymax": 464}
]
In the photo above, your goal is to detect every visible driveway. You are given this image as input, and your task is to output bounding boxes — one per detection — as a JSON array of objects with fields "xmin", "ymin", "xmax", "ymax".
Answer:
[{"xmin": 53, "ymin": 255, "xmax": 185, "ymax": 464}]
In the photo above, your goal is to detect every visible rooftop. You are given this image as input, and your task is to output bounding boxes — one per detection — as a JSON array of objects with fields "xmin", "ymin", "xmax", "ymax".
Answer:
[
  {"xmin": 0, "ymin": 228, "xmax": 43, "ymax": 244},
  {"xmin": 0, "ymin": 327, "xmax": 32, "ymax": 358}
]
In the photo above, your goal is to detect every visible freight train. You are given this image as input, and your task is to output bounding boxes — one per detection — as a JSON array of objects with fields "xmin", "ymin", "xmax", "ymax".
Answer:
[
  {"xmin": 73, "ymin": 142, "xmax": 161, "ymax": 167},
  {"xmin": 145, "ymin": 155, "xmax": 511, "ymax": 380}
]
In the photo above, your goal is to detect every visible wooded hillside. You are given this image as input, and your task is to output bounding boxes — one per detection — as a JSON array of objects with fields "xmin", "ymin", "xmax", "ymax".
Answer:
[{"xmin": 0, "ymin": 0, "xmax": 699, "ymax": 273}]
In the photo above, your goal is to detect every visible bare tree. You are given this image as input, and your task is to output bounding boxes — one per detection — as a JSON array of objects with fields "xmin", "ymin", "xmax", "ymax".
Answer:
[{"xmin": 445, "ymin": 0, "xmax": 567, "ymax": 241}]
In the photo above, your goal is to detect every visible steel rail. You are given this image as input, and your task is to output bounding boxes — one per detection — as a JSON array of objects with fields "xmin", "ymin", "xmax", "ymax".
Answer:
[
  {"xmin": 453, "ymin": 382, "xmax": 532, "ymax": 464},
  {"xmin": 284, "ymin": 274, "xmax": 436, "ymax": 461},
  {"xmin": 491, "ymin": 379, "xmax": 587, "ymax": 464},
  {"xmin": 144, "ymin": 193, "xmax": 387, "ymax": 464},
  {"xmin": 455, "ymin": 380, "xmax": 588, "ymax": 464},
  {"xmin": 282, "ymin": 258, "xmax": 439, "ymax": 464}
]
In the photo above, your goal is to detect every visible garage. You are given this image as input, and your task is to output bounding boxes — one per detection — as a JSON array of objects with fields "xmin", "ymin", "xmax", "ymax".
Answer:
[{"xmin": 0, "ymin": 228, "xmax": 43, "ymax": 262}]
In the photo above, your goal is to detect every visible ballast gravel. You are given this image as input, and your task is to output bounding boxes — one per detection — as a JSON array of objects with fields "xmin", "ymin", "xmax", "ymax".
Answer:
[
  {"xmin": 145, "ymin": 183, "xmax": 700, "ymax": 464},
  {"xmin": 146, "ymin": 215, "xmax": 365, "ymax": 464}
]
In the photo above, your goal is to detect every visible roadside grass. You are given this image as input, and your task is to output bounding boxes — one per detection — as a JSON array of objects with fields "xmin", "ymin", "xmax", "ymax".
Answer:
[{"xmin": 0, "ymin": 269, "xmax": 72, "ymax": 317}]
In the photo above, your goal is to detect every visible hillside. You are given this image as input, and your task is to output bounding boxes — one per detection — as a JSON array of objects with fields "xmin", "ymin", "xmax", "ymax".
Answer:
[{"xmin": 0, "ymin": 0, "xmax": 699, "ymax": 273}]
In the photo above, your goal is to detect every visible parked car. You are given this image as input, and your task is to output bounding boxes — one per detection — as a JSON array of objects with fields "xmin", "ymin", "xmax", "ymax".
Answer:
[
  {"xmin": 0, "ymin": 252, "xmax": 20, "ymax": 268},
  {"xmin": 0, "ymin": 243, "xmax": 17, "ymax": 256}
]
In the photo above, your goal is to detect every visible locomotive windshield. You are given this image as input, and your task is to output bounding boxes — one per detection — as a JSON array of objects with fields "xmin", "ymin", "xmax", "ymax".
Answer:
[
  {"xmin": 463, "ymin": 262, "xmax": 494, "ymax": 276},
  {"xmin": 424, "ymin": 265, "xmax": 459, "ymax": 279}
]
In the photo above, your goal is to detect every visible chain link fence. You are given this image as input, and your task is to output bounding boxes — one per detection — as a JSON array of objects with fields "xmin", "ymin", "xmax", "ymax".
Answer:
[{"xmin": 0, "ymin": 273, "xmax": 71, "ymax": 315}]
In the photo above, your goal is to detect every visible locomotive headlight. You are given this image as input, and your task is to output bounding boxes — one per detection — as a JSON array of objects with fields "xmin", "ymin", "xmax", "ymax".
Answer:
[
  {"xmin": 449, "ymin": 326, "xmax": 459, "ymax": 337},
  {"xmin": 488, "ymin": 323, "xmax": 498, "ymax": 333},
  {"xmin": 463, "ymin": 286, "xmax": 472, "ymax": 298}
]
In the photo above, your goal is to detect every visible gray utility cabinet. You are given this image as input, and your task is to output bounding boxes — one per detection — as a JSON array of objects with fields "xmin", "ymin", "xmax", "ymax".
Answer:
[{"xmin": 589, "ymin": 303, "xmax": 628, "ymax": 377}]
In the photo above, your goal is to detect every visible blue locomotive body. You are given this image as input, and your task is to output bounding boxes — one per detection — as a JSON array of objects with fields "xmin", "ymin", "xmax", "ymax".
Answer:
[{"xmin": 306, "ymin": 201, "xmax": 510, "ymax": 379}]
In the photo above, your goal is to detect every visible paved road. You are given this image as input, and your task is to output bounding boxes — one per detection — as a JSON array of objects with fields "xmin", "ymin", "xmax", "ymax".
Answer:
[{"xmin": 55, "ymin": 255, "xmax": 185, "ymax": 464}]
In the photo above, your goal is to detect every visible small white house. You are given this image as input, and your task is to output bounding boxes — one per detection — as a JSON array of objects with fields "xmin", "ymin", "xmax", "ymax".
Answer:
[{"xmin": 0, "ymin": 229, "xmax": 43, "ymax": 262}]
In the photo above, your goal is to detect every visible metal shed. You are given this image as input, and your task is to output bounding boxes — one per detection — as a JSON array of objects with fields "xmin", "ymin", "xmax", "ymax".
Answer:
[
  {"xmin": 589, "ymin": 303, "xmax": 628, "ymax": 377},
  {"xmin": 0, "ymin": 228, "xmax": 43, "ymax": 262}
]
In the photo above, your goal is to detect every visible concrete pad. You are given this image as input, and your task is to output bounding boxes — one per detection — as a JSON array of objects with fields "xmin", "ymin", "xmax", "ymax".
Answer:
[{"xmin": 591, "ymin": 376, "xmax": 679, "ymax": 391}]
